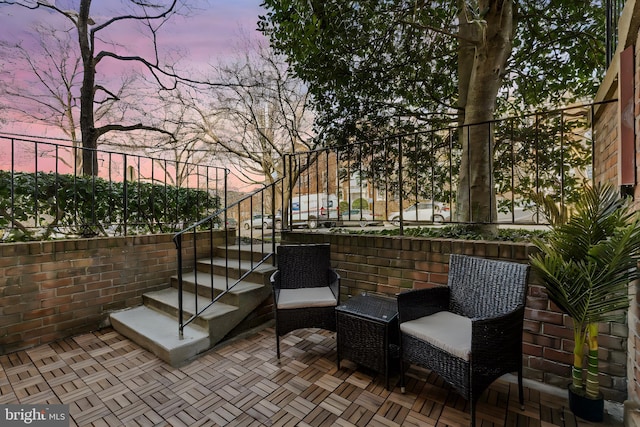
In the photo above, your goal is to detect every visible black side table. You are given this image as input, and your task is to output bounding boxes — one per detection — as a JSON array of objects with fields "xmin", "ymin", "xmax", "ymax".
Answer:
[{"xmin": 335, "ymin": 293, "xmax": 399, "ymax": 390}]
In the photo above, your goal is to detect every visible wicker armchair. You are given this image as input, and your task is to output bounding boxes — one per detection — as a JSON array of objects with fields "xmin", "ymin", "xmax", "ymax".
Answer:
[
  {"xmin": 270, "ymin": 244, "xmax": 340, "ymax": 359},
  {"xmin": 398, "ymin": 254, "xmax": 529, "ymax": 427}
]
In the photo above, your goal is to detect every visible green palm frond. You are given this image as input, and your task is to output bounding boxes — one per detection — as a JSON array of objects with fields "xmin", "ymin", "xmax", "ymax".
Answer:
[
  {"xmin": 532, "ymin": 184, "xmax": 638, "ymax": 319},
  {"xmin": 530, "ymin": 183, "xmax": 640, "ymax": 396},
  {"xmin": 530, "ymin": 192, "xmax": 569, "ymax": 227}
]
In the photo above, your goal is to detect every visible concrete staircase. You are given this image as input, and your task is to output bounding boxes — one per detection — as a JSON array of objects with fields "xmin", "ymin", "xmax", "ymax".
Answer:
[{"xmin": 110, "ymin": 243, "xmax": 275, "ymax": 367}]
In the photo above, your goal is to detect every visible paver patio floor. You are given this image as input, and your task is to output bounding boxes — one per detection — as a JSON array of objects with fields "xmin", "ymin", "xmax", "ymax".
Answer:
[{"xmin": 0, "ymin": 326, "xmax": 618, "ymax": 426}]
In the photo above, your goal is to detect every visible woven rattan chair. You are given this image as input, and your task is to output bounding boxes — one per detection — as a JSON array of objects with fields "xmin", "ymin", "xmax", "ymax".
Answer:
[
  {"xmin": 398, "ymin": 254, "xmax": 530, "ymax": 427},
  {"xmin": 270, "ymin": 243, "xmax": 340, "ymax": 359}
]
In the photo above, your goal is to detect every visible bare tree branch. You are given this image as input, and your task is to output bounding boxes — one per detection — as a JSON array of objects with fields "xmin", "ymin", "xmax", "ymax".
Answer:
[{"xmin": 0, "ymin": 0, "xmax": 207, "ymax": 175}]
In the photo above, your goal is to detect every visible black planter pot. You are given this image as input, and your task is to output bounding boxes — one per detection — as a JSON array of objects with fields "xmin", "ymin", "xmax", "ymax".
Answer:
[{"xmin": 568, "ymin": 384, "xmax": 604, "ymax": 422}]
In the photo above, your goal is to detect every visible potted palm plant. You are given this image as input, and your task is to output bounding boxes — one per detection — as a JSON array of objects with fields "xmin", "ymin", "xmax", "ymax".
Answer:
[{"xmin": 530, "ymin": 183, "xmax": 640, "ymax": 422}]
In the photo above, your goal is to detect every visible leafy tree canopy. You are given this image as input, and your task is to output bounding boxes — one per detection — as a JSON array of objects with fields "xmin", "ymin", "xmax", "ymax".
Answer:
[{"xmin": 258, "ymin": 0, "xmax": 605, "ymax": 144}]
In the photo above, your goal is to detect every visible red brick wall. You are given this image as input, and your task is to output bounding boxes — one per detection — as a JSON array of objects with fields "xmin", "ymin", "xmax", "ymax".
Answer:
[
  {"xmin": 285, "ymin": 232, "xmax": 628, "ymax": 402},
  {"xmin": 593, "ymin": 100, "xmax": 620, "ymax": 187},
  {"xmin": 634, "ymin": 34, "xmax": 640, "ymax": 406},
  {"xmin": 0, "ymin": 232, "xmax": 219, "ymax": 355},
  {"xmin": 591, "ymin": 92, "xmax": 632, "ymax": 404}
]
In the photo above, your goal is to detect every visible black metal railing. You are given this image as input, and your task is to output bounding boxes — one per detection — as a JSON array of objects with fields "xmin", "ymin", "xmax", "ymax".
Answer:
[
  {"xmin": 606, "ymin": 0, "xmax": 625, "ymax": 67},
  {"xmin": 1, "ymin": 102, "xmax": 613, "ymax": 338},
  {"xmin": 171, "ymin": 102, "xmax": 614, "ymax": 337},
  {"xmin": 271, "ymin": 102, "xmax": 613, "ymax": 233},
  {"xmin": 0, "ymin": 133, "xmax": 227, "ymax": 241}
]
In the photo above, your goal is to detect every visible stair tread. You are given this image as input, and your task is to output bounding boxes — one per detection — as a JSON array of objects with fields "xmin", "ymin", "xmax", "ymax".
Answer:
[
  {"xmin": 110, "ymin": 306, "xmax": 209, "ymax": 352},
  {"xmin": 222, "ymin": 243, "xmax": 278, "ymax": 251},
  {"xmin": 199, "ymin": 258, "xmax": 277, "ymax": 273},
  {"xmin": 176, "ymin": 271, "xmax": 267, "ymax": 293},
  {"xmin": 146, "ymin": 288, "xmax": 239, "ymax": 320}
]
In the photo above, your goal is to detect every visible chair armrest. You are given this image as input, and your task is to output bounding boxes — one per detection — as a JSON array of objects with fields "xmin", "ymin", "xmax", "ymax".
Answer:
[
  {"xmin": 397, "ymin": 287, "xmax": 450, "ymax": 323},
  {"xmin": 328, "ymin": 269, "xmax": 341, "ymax": 303},
  {"xmin": 471, "ymin": 305, "xmax": 525, "ymax": 361},
  {"xmin": 270, "ymin": 270, "xmax": 280, "ymax": 301},
  {"xmin": 270, "ymin": 270, "xmax": 279, "ymax": 285}
]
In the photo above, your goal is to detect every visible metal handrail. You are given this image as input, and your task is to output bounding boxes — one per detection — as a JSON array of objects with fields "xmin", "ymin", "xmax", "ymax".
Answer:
[{"xmin": 173, "ymin": 180, "xmax": 280, "ymax": 337}]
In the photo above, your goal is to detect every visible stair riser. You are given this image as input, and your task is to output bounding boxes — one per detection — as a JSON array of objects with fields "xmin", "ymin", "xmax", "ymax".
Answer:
[
  {"xmin": 143, "ymin": 294, "xmax": 182, "ymax": 319},
  {"xmin": 214, "ymin": 247, "xmax": 272, "ymax": 263},
  {"xmin": 142, "ymin": 293, "xmax": 234, "ymax": 332},
  {"xmin": 196, "ymin": 264, "xmax": 272, "ymax": 284},
  {"xmin": 169, "ymin": 278, "xmax": 244, "ymax": 306}
]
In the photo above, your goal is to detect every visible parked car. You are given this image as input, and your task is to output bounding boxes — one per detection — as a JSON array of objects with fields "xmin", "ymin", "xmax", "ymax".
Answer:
[
  {"xmin": 241, "ymin": 214, "xmax": 283, "ymax": 230},
  {"xmin": 290, "ymin": 193, "xmax": 339, "ymax": 228},
  {"xmin": 241, "ymin": 214, "xmax": 274, "ymax": 230},
  {"xmin": 388, "ymin": 202, "xmax": 450, "ymax": 226},
  {"xmin": 212, "ymin": 217, "xmax": 237, "ymax": 229},
  {"xmin": 341, "ymin": 209, "xmax": 378, "ymax": 227},
  {"xmin": 495, "ymin": 206, "xmax": 538, "ymax": 224}
]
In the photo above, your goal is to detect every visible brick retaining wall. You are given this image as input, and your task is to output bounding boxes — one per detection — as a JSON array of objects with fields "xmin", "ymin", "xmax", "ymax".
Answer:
[
  {"xmin": 283, "ymin": 231, "xmax": 628, "ymax": 402},
  {"xmin": 0, "ymin": 230, "xmax": 629, "ymax": 402}
]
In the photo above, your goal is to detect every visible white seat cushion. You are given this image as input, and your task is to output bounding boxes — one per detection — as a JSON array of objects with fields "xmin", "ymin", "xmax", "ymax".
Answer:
[
  {"xmin": 277, "ymin": 287, "xmax": 337, "ymax": 310},
  {"xmin": 400, "ymin": 311, "xmax": 472, "ymax": 361}
]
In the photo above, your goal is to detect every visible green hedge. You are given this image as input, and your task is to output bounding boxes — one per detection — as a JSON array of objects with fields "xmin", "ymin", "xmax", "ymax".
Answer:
[{"xmin": 0, "ymin": 171, "xmax": 221, "ymax": 242}]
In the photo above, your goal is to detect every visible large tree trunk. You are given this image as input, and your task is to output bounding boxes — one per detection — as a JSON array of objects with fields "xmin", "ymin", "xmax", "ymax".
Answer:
[
  {"xmin": 456, "ymin": 0, "xmax": 514, "ymax": 232},
  {"xmin": 78, "ymin": 0, "xmax": 98, "ymax": 176}
]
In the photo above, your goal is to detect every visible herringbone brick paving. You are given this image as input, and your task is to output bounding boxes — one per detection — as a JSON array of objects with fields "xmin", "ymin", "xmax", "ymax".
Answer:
[{"xmin": 0, "ymin": 327, "xmax": 617, "ymax": 426}]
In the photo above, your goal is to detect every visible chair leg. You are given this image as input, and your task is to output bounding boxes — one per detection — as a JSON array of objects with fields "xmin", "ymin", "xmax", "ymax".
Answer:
[
  {"xmin": 518, "ymin": 365, "xmax": 525, "ymax": 410},
  {"xmin": 275, "ymin": 317, "xmax": 281, "ymax": 360},
  {"xmin": 399, "ymin": 358, "xmax": 406, "ymax": 393},
  {"xmin": 470, "ymin": 400, "xmax": 476, "ymax": 427}
]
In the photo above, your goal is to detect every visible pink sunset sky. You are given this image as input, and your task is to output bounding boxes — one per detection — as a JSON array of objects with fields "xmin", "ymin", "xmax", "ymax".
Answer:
[
  {"xmin": 0, "ymin": 1, "xmax": 265, "ymax": 62},
  {"xmin": 0, "ymin": 1, "xmax": 269, "ymax": 189},
  {"xmin": 0, "ymin": 0, "xmax": 267, "ymax": 135}
]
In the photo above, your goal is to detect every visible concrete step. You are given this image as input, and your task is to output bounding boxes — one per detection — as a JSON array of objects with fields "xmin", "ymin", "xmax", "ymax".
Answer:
[
  {"xmin": 143, "ymin": 287, "xmax": 248, "ymax": 344},
  {"xmin": 215, "ymin": 243, "xmax": 279, "ymax": 263},
  {"xmin": 112, "ymin": 287, "xmax": 261, "ymax": 366},
  {"xmin": 196, "ymin": 258, "xmax": 276, "ymax": 283},
  {"xmin": 143, "ymin": 287, "xmax": 239, "ymax": 326},
  {"xmin": 110, "ymin": 243, "xmax": 275, "ymax": 367},
  {"xmin": 170, "ymin": 271, "xmax": 270, "ymax": 307},
  {"xmin": 110, "ymin": 306, "xmax": 210, "ymax": 367}
]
